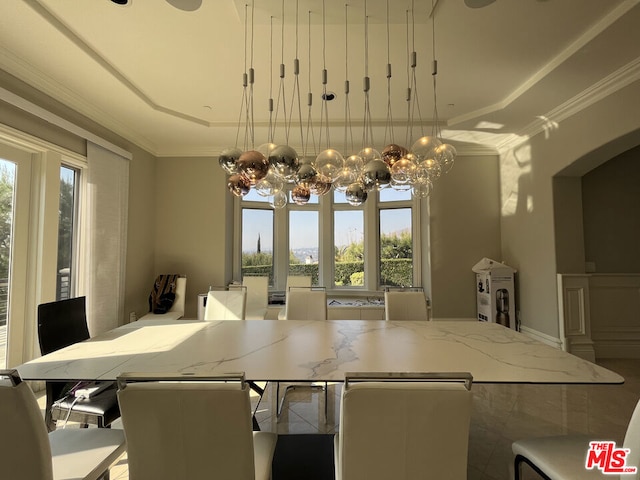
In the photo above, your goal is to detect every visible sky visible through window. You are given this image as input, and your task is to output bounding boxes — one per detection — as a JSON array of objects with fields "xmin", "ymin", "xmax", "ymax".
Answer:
[{"xmin": 242, "ymin": 188, "xmax": 411, "ymax": 253}]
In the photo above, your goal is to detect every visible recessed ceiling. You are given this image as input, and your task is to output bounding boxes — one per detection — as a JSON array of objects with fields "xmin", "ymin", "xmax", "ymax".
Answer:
[{"xmin": 0, "ymin": 0, "xmax": 639, "ymax": 157}]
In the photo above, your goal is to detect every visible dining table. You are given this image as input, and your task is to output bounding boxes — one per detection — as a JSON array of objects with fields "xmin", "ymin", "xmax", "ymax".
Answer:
[{"xmin": 16, "ymin": 318, "xmax": 624, "ymax": 385}]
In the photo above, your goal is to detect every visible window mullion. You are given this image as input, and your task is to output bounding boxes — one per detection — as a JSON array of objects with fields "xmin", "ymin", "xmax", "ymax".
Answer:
[
  {"xmin": 364, "ymin": 193, "xmax": 378, "ymax": 291},
  {"xmin": 412, "ymin": 197, "xmax": 423, "ymax": 288},
  {"xmin": 274, "ymin": 201, "xmax": 288, "ymax": 292},
  {"xmin": 318, "ymin": 192, "xmax": 335, "ymax": 289}
]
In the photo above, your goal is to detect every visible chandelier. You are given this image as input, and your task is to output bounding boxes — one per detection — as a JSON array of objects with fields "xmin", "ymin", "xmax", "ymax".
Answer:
[{"xmin": 218, "ymin": 0, "xmax": 456, "ymax": 208}]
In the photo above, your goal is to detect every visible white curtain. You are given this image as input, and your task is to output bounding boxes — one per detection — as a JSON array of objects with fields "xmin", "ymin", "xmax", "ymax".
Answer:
[{"xmin": 82, "ymin": 142, "xmax": 129, "ymax": 335}]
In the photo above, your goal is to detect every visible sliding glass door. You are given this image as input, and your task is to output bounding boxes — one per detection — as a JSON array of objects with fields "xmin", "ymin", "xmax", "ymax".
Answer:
[{"xmin": 0, "ymin": 144, "xmax": 31, "ymax": 369}]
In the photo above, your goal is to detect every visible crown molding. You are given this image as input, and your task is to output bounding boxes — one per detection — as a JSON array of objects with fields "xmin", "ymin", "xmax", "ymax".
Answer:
[
  {"xmin": 0, "ymin": 48, "xmax": 157, "ymax": 156},
  {"xmin": 449, "ymin": 0, "xmax": 639, "ymax": 128},
  {"xmin": 496, "ymin": 55, "xmax": 640, "ymax": 154},
  {"xmin": 0, "ymin": 84, "xmax": 134, "ymax": 160}
]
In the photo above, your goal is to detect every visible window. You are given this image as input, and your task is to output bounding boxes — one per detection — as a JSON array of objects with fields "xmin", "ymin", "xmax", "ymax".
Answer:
[
  {"xmin": 0, "ymin": 130, "xmax": 88, "ymax": 368},
  {"xmin": 289, "ymin": 210, "xmax": 319, "ymax": 283},
  {"xmin": 0, "ymin": 159, "xmax": 16, "ymax": 335},
  {"xmin": 241, "ymin": 207, "xmax": 274, "ymax": 284},
  {"xmin": 378, "ymin": 188, "xmax": 414, "ymax": 287},
  {"xmin": 57, "ymin": 165, "xmax": 80, "ymax": 300},
  {"xmin": 379, "ymin": 207, "xmax": 412, "ymax": 287},
  {"xmin": 235, "ymin": 185, "xmax": 421, "ymax": 293},
  {"xmin": 334, "ymin": 209, "xmax": 364, "ymax": 287}
]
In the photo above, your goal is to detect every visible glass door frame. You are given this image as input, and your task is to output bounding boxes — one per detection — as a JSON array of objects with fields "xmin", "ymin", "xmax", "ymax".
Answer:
[{"xmin": 0, "ymin": 124, "xmax": 87, "ymax": 368}]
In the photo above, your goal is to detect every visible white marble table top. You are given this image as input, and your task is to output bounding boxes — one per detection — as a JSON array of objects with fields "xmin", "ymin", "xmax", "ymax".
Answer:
[{"xmin": 17, "ymin": 319, "xmax": 623, "ymax": 384}]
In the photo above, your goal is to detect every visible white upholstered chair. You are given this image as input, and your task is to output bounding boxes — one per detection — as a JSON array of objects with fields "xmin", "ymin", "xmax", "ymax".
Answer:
[
  {"xmin": 0, "ymin": 369, "xmax": 126, "ymax": 480},
  {"xmin": 512, "ymin": 396, "xmax": 640, "ymax": 480},
  {"xmin": 242, "ymin": 276, "xmax": 269, "ymax": 320},
  {"xmin": 334, "ymin": 372, "xmax": 473, "ymax": 480},
  {"xmin": 284, "ymin": 286, "xmax": 327, "ymax": 321},
  {"xmin": 384, "ymin": 287, "xmax": 429, "ymax": 321},
  {"xmin": 277, "ymin": 275, "xmax": 312, "ymax": 319},
  {"xmin": 117, "ymin": 372, "xmax": 277, "ymax": 480},
  {"xmin": 204, "ymin": 286, "xmax": 247, "ymax": 320},
  {"xmin": 140, "ymin": 276, "xmax": 187, "ymax": 321}
]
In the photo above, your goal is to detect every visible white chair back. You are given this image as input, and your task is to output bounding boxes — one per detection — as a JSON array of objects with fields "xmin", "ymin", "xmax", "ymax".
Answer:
[
  {"xmin": 285, "ymin": 287, "xmax": 327, "ymax": 321},
  {"xmin": 0, "ymin": 371, "xmax": 53, "ymax": 480},
  {"xmin": 336, "ymin": 373, "xmax": 472, "ymax": 480},
  {"xmin": 204, "ymin": 287, "xmax": 247, "ymax": 320},
  {"xmin": 242, "ymin": 276, "xmax": 269, "ymax": 320},
  {"xmin": 140, "ymin": 276, "xmax": 187, "ymax": 321},
  {"xmin": 286, "ymin": 275, "xmax": 311, "ymax": 297},
  {"xmin": 167, "ymin": 276, "xmax": 187, "ymax": 316},
  {"xmin": 117, "ymin": 373, "xmax": 275, "ymax": 480},
  {"xmin": 384, "ymin": 289, "xmax": 429, "ymax": 321},
  {"xmin": 624, "ymin": 398, "xmax": 640, "ymax": 480},
  {"xmin": 1, "ymin": 369, "xmax": 126, "ymax": 480}
]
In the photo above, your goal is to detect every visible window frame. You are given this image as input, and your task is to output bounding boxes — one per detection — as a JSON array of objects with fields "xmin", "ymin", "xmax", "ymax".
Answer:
[
  {"xmin": 0, "ymin": 123, "xmax": 88, "ymax": 366},
  {"xmin": 234, "ymin": 185, "xmax": 422, "ymax": 295},
  {"xmin": 57, "ymin": 163, "xmax": 83, "ymax": 300}
]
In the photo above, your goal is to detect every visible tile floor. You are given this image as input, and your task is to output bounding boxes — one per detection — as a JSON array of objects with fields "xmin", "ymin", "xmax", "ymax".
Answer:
[{"xmin": 41, "ymin": 358, "xmax": 640, "ymax": 480}]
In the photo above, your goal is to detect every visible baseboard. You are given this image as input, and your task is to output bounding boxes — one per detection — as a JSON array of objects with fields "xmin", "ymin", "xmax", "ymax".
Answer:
[
  {"xmin": 519, "ymin": 325, "xmax": 563, "ymax": 349},
  {"xmin": 595, "ymin": 341, "xmax": 640, "ymax": 359}
]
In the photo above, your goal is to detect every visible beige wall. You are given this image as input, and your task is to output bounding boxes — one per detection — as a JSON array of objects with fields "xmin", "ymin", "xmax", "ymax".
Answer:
[
  {"xmin": 150, "ymin": 153, "xmax": 500, "ymax": 321},
  {"xmin": 150, "ymin": 153, "xmax": 501, "ymax": 320},
  {"xmin": 153, "ymin": 157, "xmax": 233, "ymax": 319},
  {"xmin": 428, "ymin": 154, "xmax": 502, "ymax": 318},
  {"xmin": 553, "ymin": 176, "xmax": 586, "ymax": 274},
  {"xmin": 8, "ymin": 61, "xmax": 640, "ymax": 334},
  {"xmin": 500, "ymin": 80, "xmax": 640, "ymax": 340},
  {"xmin": 0, "ymin": 71, "xmax": 157, "ymax": 325},
  {"xmin": 123, "ymin": 144, "xmax": 157, "ymax": 320},
  {"xmin": 582, "ymin": 146, "xmax": 640, "ymax": 273}
]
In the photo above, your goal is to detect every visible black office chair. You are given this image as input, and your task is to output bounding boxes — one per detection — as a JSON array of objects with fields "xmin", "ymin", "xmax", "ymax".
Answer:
[{"xmin": 38, "ymin": 296, "xmax": 120, "ymax": 432}]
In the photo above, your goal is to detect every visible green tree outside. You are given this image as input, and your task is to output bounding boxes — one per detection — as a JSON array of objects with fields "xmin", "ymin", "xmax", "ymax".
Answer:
[{"xmin": 240, "ymin": 228, "xmax": 414, "ymax": 288}]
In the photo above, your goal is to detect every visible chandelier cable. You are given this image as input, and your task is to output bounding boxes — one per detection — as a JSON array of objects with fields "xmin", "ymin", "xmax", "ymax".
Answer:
[
  {"xmin": 318, "ymin": 0, "xmax": 331, "ymax": 150},
  {"xmin": 268, "ymin": 15, "xmax": 274, "ymax": 143},
  {"xmin": 431, "ymin": 0, "xmax": 440, "ymax": 139},
  {"xmin": 383, "ymin": 0, "xmax": 395, "ymax": 146},
  {"xmin": 343, "ymin": 3, "xmax": 354, "ymax": 155},
  {"xmin": 361, "ymin": 0, "xmax": 374, "ymax": 148},
  {"xmin": 235, "ymin": 4, "xmax": 249, "ymax": 150},
  {"xmin": 304, "ymin": 10, "xmax": 316, "ymax": 158},
  {"xmin": 273, "ymin": 0, "xmax": 289, "ymax": 144},
  {"xmin": 287, "ymin": 0, "xmax": 305, "ymax": 153},
  {"xmin": 247, "ymin": 0, "xmax": 256, "ymax": 150}
]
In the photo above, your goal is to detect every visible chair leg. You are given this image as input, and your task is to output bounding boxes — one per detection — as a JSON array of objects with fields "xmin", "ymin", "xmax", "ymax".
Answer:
[
  {"xmin": 514, "ymin": 454, "xmax": 552, "ymax": 480},
  {"xmin": 45, "ymin": 382, "xmax": 65, "ymax": 432},
  {"xmin": 324, "ymin": 382, "xmax": 328, "ymax": 423},
  {"xmin": 97, "ymin": 471, "xmax": 110, "ymax": 480},
  {"xmin": 514, "ymin": 455, "xmax": 521, "ymax": 480}
]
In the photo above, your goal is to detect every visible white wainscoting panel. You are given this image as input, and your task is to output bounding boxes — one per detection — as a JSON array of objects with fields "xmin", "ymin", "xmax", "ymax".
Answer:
[
  {"xmin": 589, "ymin": 274, "xmax": 640, "ymax": 359},
  {"xmin": 557, "ymin": 274, "xmax": 595, "ymax": 361}
]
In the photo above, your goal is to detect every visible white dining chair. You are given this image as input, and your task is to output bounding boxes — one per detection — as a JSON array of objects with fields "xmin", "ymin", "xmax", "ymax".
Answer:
[
  {"xmin": 512, "ymin": 396, "xmax": 640, "ymax": 480},
  {"xmin": 117, "ymin": 372, "xmax": 277, "ymax": 480},
  {"xmin": 334, "ymin": 372, "xmax": 473, "ymax": 480},
  {"xmin": 284, "ymin": 286, "xmax": 327, "ymax": 321},
  {"xmin": 242, "ymin": 276, "xmax": 269, "ymax": 320},
  {"xmin": 0, "ymin": 369, "xmax": 126, "ymax": 480},
  {"xmin": 384, "ymin": 287, "xmax": 430, "ymax": 321},
  {"xmin": 277, "ymin": 275, "xmax": 312, "ymax": 319},
  {"xmin": 204, "ymin": 286, "xmax": 247, "ymax": 320},
  {"xmin": 140, "ymin": 276, "xmax": 187, "ymax": 321}
]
